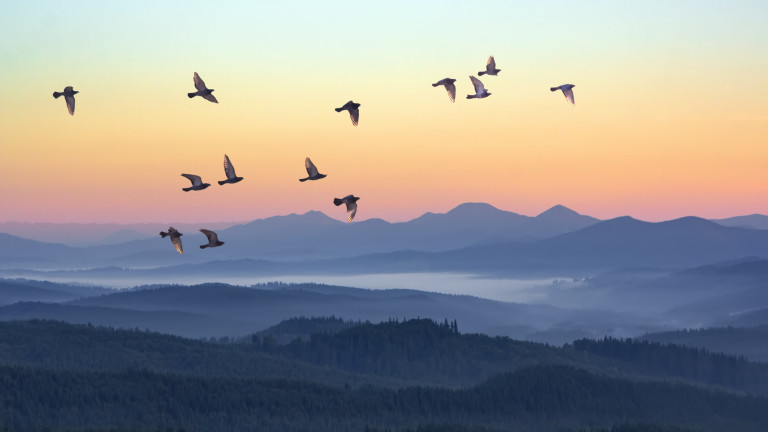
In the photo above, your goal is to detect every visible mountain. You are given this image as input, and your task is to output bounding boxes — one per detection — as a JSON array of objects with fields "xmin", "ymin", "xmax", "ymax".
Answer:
[
  {"xmin": 0, "ymin": 282, "xmax": 657, "ymax": 342},
  {"xmin": 711, "ymin": 214, "xmax": 768, "ymax": 230},
  {"xmin": 0, "ymin": 279, "xmax": 110, "ymax": 305},
  {"xmin": 0, "ymin": 233, "xmax": 85, "ymax": 268},
  {"xmin": 0, "ymin": 203, "xmax": 600, "ymax": 269}
]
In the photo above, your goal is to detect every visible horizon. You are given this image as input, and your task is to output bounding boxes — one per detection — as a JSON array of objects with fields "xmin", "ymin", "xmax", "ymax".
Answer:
[
  {"xmin": 1, "ymin": 1, "xmax": 767, "ymax": 224},
  {"xmin": 0, "ymin": 201, "xmax": 766, "ymax": 227}
]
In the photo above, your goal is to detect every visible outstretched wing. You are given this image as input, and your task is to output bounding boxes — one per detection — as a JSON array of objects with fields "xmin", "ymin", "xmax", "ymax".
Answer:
[
  {"xmin": 171, "ymin": 235, "xmax": 183, "ymax": 254},
  {"xmin": 223, "ymin": 155, "xmax": 237, "ymax": 179},
  {"xmin": 202, "ymin": 93, "xmax": 218, "ymax": 103},
  {"xmin": 193, "ymin": 72, "xmax": 207, "ymax": 91},
  {"xmin": 445, "ymin": 82, "xmax": 456, "ymax": 102},
  {"xmin": 64, "ymin": 94, "xmax": 75, "ymax": 115},
  {"xmin": 345, "ymin": 201, "xmax": 357, "ymax": 222},
  {"xmin": 305, "ymin": 157, "xmax": 319, "ymax": 177},
  {"xmin": 181, "ymin": 173, "xmax": 202, "ymax": 186},
  {"xmin": 200, "ymin": 229, "xmax": 218, "ymax": 244},
  {"xmin": 487, "ymin": 56, "xmax": 496, "ymax": 69},
  {"xmin": 349, "ymin": 108, "xmax": 359, "ymax": 126},
  {"xmin": 470, "ymin": 76, "xmax": 485, "ymax": 94},
  {"xmin": 562, "ymin": 88, "xmax": 575, "ymax": 105}
]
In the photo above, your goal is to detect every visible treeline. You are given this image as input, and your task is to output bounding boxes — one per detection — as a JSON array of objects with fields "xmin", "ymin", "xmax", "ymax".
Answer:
[
  {"xmin": 571, "ymin": 336, "xmax": 768, "ymax": 394},
  {"xmin": 0, "ymin": 364, "xmax": 765, "ymax": 432},
  {"xmin": 640, "ymin": 325, "xmax": 768, "ymax": 362}
]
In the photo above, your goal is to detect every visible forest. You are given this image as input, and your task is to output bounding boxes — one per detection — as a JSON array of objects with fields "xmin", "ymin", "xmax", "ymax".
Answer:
[{"xmin": 0, "ymin": 319, "xmax": 767, "ymax": 431}]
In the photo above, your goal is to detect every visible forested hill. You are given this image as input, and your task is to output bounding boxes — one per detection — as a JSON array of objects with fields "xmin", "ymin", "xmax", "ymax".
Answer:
[{"xmin": 1, "ymin": 364, "xmax": 767, "ymax": 432}]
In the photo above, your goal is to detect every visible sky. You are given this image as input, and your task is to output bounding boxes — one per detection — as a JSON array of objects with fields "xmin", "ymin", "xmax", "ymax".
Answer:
[{"xmin": 1, "ymin": 0, "xmax": 767, "ymax": 224}]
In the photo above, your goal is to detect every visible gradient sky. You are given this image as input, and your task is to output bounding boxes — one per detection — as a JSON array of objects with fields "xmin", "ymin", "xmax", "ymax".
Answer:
[{"xmin": 1, "ymin": 1, "xmax": 767, "ymax": 224}]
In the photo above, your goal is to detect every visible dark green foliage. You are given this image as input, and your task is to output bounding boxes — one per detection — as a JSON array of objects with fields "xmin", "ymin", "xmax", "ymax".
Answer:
[
  {"xmin": 253, "ymin": 315, "xmax": 360, "ymax": 344},
  {"xmin": 571, "ymin": 336, "xmax": 768, "ymax": 394},
  {"xmin": 641, "ymin": 326, "xmax": 768, "ymax": 362},
  {"xmin": 0, "ymin": 364, "xmax": 766, "ymax": 432}
]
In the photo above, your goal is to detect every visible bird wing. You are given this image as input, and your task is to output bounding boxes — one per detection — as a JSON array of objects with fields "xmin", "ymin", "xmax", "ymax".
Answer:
[
  {"xmin": 223, "ymin": 155, "xmax": 237, "ymax": 179},
  {"xmin": 171, "ymin": 235, "xmax": 183, "ymax": 254},
  {"xmin": 470, "ymin": 76, "xmax": 485, "ymax": 94},
  {"xmin": 202, "ymin": 93, "xmax": 219, "ymax": 103},
  {"xmin": 345, "ymin": 201, "xmax": 357, "ymax": 222},
  {"xmin": 199, "ymin": 229, "xmax": 218, "ymax": 243},
  {"xmin": 181, "ymin": 173, "xmax": 202, "ymax": 186},
  {"xmin": 65, "ymin": 94, "xmax": 75, "ymax": 115},
  {"xmin": 193, "ymin": 72, "xmax": 208, "ymax": 91},
  {"xmin": 487, "ymin": 56, "xmax": 496, "ymax": 69},
  {"xmin": 305, "ymin": 157, "xmax": 319, "ymax": 177},
  {"xmin": 168, "ymin": 227, "xmax": 179, "ymax": 234},
  {"xmin": 562, "ymin": 88, "xmax": 575, "ymax": 105},
  {"xmin": 445, "ymin": 82, "xmax": 456, "ymax": 102},
  {"xmin": 349, "ymin": 108, "xmax": 359, "ymax": 126}
]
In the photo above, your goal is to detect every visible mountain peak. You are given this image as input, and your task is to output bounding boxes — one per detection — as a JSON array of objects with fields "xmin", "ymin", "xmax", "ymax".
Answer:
[
  {"xmin": 537, "ymin": 204, "xmax": 580, "ymax": 219},
  {"xmin": 447, "ymin": 202, "xmax": 503, "ymax": 214}
]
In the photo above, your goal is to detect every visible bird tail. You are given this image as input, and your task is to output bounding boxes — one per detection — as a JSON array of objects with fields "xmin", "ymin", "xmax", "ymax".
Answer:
[
  {"xmin": 333, "ymin": 198, "xmax": 343, "ymax": 206},
  {"xmin": 431, "ymin": 83, "xmax": 439, "ymax": 87},
  {"xmin": 187, "ymin": 93, "xmax": 196, "ymax": 98},
  {"xmin": 159, "ymin": 231, "xmax": 168, "ymax": 238},
  {"xmin": 182, "ymin": 187, "xmax": 192, "ymax": 192},
  {"xmin": 200, "ymin": 245, "xmax": 208, "ymax": 249},
  {"xmin": 478, "ymin": 71, "xmax": 486, "ymax": 76},
  {"xmin": 550, "ymin": 87, "xmax": 558, "ymax": 92},
  {"xmin": 53, "ymin": 92, "xmax": 62, "ymax": 98},
  {"xmin": 218, "ymin": 180, "xmax": 227, "ymax": 186},
  {"xmin": 334, "ymin": 107, "xmax": 343, "ymax": 112},
  {"xmin": 466, "ymin": 95, "xmax": 476, "ymax": 99},
  {"xmin": 299, "ymin": 177, "xmax": 309, "ymax": 182}
]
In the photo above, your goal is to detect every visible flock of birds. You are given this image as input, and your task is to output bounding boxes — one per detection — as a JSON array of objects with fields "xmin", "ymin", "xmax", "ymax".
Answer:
[{"xmin": 52, "ymin": 56, "xmax": 575, "ymax": 255}]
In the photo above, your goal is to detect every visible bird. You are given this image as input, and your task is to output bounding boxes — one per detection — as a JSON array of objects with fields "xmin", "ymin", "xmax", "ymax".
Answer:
[
  {"xmin": 199, "ymin": 229, "xmax": 225, "ymax": 249},
  {"xmin": 335, "ymin": 101, "xmax": 360, "ymax": 126},
  {"xmin": 52, "ymin": 86, "xmax": 78, "ymax": 115},
  {"xmin": 432, "ymin": 78, "xmax": 456, "ymax": 103},
  {"xmin": 299, "ymin": 157, "xmax": 326, "ymax": 182},
  {"xmin": 333, "ymin": 195, "xmax": 360, "ymax": 222},
  {"xmin": 551, "ymin": 84, "xmax": 575, "ymax": 105},
  {"xmin": 159, "ymin": 227, "xmax": 183, "ymax": 254},
  {"xmin": 467, "ymin": 76, "xmax": 491, "ymax": 99},
  {"xmin": 188, "ymin": 72, "xmax": 218, "ymax": 103},
  {"xmin": 181, "ymin": 174, "xmax": 211, "ymax": 192},
  {"xmin": 218, "ymin": 154, "xmax": 244, "ymax": 185},
  {"xmin": 478, "ymin": 56, "xmax": 500, "ymax": 76}
]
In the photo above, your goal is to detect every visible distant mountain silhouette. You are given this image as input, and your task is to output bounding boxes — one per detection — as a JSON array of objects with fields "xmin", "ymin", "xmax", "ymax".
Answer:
[
  {"xmin": 0, "ymin": 203, "xmax": 600, "ymax": 268},
  {"xmin": 710, "ymin": 214, "xmax": 768, "ymax": 230}
]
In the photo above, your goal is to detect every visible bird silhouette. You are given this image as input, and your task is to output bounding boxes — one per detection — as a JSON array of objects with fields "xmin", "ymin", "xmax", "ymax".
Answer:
[
  {"xmin": 52, "ymin": 86, "xmax": 78, "ymax": 115},
  {"xmin": 199, "ymin": 229, "xmax": 225, "ymax": 249},
  {"xmin": 467, "ymin": 76, "xmax": 491, "ymax": 99},
  {"xmin": 478, "ymin": 56, "xmax": 500, "ymax": 76},
  {"xmin": 333, "ymin": 195, "xmax": 360, "ymax": 222},
  {"xmin": 181, "ymin": 174, "xmax": 211, "ymax": 192},
  {"xmin": 218, "ymin": 154, "xmax": 244, "ymax": 185},
  {"xmin": 299, "ymin": 157, "xmax": 327, "ymax": 182},
  {"xmin": 159, "ymin": 227, "xmax": 183, "ymax": 254},
  {"xmin": 188, "ymin": 72, "xmax": 218, "ymax": 103},
  {"xmin": 551, "ymin": 84, "xmax": 575, "ymax": 105},
  {"xmin": 335, "ymin": 101, "xmax": 360, "ymax": 126},
  {"xmin": 432, "ymin": 78, "xmax": 457, "ymax": 102}
]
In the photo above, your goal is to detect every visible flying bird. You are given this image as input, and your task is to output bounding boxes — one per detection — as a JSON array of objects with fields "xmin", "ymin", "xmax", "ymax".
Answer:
[
  {"xmin": 432, "ymin": 78, "xmax": 457, "ymax": 102},
  {"xmin": 478, "ymin": 56, "xmax": 500, "ymax": 76},
  {"xmin": 159, "ymin": 227, "xmax": 184, "ymax": 254},
  {"xmin": 333, "ymin": 195, "xmax": 360, "ymax": 222},
  {"xmin": 181, "ymin": 174, "xmax": 211, "ymax": 192},
  {"xmin": 467, "ymin": 76, "xmax": 491, "ymax": 99},
  {"xmin": 335, "ymin": 101, "xmax": 360, "ymax": 126},
  {"xmin": 550, "ymin": 84, "xmax": 575, "ymax": 105},
  {"xmin": 300, "ymin": 157, "xmax": 327, "ymax": 182},
  {"xmin": 199, "ymin": 229, "xmax": 225, "ymax": 249},
  {"xmin": 218, "ymin": 154, "xmax": 244, "ymax": 185},
  {"xmin": 52, "ymin": 86, "xmax": 78, "ymax": 115},
  {"xmin": 188, "ymin": 72, "xmax": 218, "ymax": 103}
]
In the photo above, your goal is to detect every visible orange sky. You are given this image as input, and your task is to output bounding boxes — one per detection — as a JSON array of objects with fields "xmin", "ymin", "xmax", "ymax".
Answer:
[{"xmin": 1, "ymin": 1, "xmax": 767, "ymax": 223}]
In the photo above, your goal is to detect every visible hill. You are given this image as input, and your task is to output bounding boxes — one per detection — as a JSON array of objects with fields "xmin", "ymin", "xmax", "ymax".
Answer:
[{"xmin": 640, "ymin": 326, "xmax": 768, "ymax": 362}]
